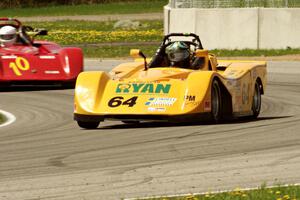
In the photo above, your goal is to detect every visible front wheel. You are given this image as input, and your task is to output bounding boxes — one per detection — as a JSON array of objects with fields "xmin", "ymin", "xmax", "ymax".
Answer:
[
  {"xmin": 251, "ymin": 81, "xmax": 262, "ymax": 118},
  {"xmin": 77, "ymin": 121, "xmax": 100, "ymax": 129},
  {"xmin": 211, "ymin": 79, "xmax": 222, "ymax": 122}
]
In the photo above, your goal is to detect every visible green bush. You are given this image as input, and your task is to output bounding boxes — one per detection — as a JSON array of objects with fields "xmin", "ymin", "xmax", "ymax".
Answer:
[{"xmin": 0, "ymin": 0, "xmax": 156, "ymax": 8}]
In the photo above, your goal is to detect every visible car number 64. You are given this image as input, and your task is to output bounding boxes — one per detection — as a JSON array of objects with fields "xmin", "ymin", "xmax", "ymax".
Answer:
[{"xmin": 108, "ymin": 96, "xmax": 138, "ymax": 107}]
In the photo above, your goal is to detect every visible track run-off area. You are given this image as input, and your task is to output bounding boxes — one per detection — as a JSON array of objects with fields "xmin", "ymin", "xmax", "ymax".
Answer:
[{"xmin": 0, "ymin": 60, "xmax": 299, "ymax": 200}]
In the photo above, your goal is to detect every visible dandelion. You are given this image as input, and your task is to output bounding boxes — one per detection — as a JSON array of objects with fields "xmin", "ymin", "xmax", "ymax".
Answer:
[
  {"xmin": 268, "ymin": 190, "xmax": 274, "ymax": 194},
  {"xmin": 39, "ymin": 29, "xmax": 163, "ymax": 45},
  {"xmin": 283, "ymin": 195, "xmax": 290, "ymax": 200},
  {"xmin": 234, "ymin": 187, "xmax": 242, "ymax": 192},
  {"xmin": 232, "ymin": 187, "xmax": 243, "ymax": 196},
  {"xmin": 186, "ymin": 195, "xmax": 197, "ymax": 200},
  {"xmin": 276, "ymin": 191, "xmax": 281, "ymax": 195}
]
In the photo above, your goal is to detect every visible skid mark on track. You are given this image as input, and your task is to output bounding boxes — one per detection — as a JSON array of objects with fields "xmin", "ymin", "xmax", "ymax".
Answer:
[{"xmin": 47, "ymin": 155, "xmax": 72, "ymax": 168}]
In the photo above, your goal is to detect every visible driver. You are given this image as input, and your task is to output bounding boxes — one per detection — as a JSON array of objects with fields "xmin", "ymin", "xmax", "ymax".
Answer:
[
  {"xmin": 165, "ymin": 41, "xmax": 191, "ymax": 68},
  {"xmin": 0, "ymin": 25, "xmax": 17, "ymax": 47}
]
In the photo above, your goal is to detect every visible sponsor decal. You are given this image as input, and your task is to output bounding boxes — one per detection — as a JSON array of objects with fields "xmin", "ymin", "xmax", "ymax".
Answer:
[
  {"xmin": 204, "ymin": 101, "xmax": 211, "ymax": 111},
  {"xmin": 116, "ymin": 83, "xmax": 171, "ymax": 94},
  {"xmin": 224, "ymin": 69, "xmax": 238, "ymax": 78},
  {"xmin": 148, "ymin": 107, "xmax": 166, "ymax": 112},
  {"xmin": 252, "ymin": 69, "xmax": 257, "ymax": 79},
  {"xmin": 185, "ymin": 101, "xmax": 201, "ymax": 107},
  {"xmin": 235, "ymin": 96, "xmax": 242, "ymax": 104},
  {"xmin": 227, "ymin": 80, "xmax": 241, "ymax": 92},
  {"xmin": 184, "ymin": 95, "xmax": 195, "ymax": 101},
  {"xmin": 242, "ymin": 83, "xmax": 250, "ymax": 104},
  {"xmin": 145, "ymin": 97, "xmax": 176, "ymax": 107},
  {"xmin": 225, "ymin": 69, "xmax": 245, "ymax": 79}
]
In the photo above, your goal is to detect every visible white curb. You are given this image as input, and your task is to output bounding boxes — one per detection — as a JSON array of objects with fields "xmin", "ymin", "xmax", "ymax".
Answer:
[{"xmin": 0, "ymin": 110, "xmax": 16, "ymax": 128}]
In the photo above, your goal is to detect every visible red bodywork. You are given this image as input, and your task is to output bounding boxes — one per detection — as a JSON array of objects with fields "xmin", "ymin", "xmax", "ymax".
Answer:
[{"xmin": 0, "ymin": 18, "xmax": 83, "ymax": 86}]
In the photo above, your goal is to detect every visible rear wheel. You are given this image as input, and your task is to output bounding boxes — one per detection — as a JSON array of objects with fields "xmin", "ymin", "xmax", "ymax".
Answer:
[
  {"xmin": 211, "ymin": 79, "xmax": 222, "ymax": 122},
  {"xmin": 77, "ymin": 121, "xmax": 100, "ymax": 129},
  {"xmin": 251, "ymin": 81, "xmax": 261, "ymax": 118}
]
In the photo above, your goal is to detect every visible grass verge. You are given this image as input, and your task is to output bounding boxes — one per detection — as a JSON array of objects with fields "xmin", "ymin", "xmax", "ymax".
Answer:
[
  {"xmin": 29, "ymin": 20, "xmax": 163, "ymax": 45},
  {"xmin": 26, "ymin": 20, "xmax": 163, "ymax": 32},
  {"xmin": 0, "ymin": 0, "xmax": 167, "ymax": 17},
  {"xmin": 136, "ymin": 185, "xmax": 300, "ymax": 200},
  {"xmin": 81, "ymin": 45, "xmax": 300, "ymax": 58},
  {"xmin": 82, "ymin": 45, "xmax": 158, "ymax": 58},
  {"xmin": 21, "ymin": 20, "xmax": 300, "ymax": 58},
  {"xmin": 212, "ymin": 48, "xmax": 300, "ymax": 57},
  {"xmin": 0, "ymin": 113, "xmax": 6, "ymax": 125}
]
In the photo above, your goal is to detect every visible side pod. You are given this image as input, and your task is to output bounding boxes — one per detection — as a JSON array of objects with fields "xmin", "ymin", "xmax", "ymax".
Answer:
[{"xmin": 74, "ymin": 71, "xmax": 110, "ymax": 114}]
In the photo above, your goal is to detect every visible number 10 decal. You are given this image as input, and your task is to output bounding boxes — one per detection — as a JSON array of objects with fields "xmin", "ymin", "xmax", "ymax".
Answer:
[
  {"xmin": 108, "ymin": 96, "xmax": 138, "ymax": 107},
  {"xmin": 9, "ymin": 57, "xmax": 30, "ymax": 76}
]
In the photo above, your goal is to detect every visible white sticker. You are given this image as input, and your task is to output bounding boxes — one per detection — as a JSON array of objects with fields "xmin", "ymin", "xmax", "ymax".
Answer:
[
  {"xmin": 145, "ymin": 97, "xmax": 177, "ymax": 107},
  {"xmin": 45, "ymin": 70, "xmax": 60, "ymax": 74},
  {"xmin": 39, "ymin": 55, "xmax": 55, "ymax": 59},
  {"xmin": 148, "ymin": 107, "xmax": 166, "ymax": 112}
]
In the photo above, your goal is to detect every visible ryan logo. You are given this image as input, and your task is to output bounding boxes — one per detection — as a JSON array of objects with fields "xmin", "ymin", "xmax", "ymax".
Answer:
[{"xmin": 116, "ymin": 83, "xmax": 171, "ymax": 94}]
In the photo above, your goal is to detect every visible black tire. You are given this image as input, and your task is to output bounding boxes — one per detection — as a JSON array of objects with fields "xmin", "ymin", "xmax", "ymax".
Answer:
[
  {"xmin": 211, "ymin": 79, "xmax": 222, "ymax": 122},
  {"xmin": 251, "ymin": 81, "xmax": 262, "ymax": 118},
  {"xmin": 77, "ymin": 121, "xmax": 100, "ymax": 129}
]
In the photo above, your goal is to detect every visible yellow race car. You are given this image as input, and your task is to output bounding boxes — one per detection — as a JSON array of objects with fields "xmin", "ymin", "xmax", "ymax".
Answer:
[{"xmin": 74, "ymin": 33, "xmax": 267, "ymax": 129}]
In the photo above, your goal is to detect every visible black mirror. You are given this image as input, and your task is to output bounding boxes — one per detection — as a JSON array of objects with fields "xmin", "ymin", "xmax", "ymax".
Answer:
[{"xmin": 37, "ymin": 29, "xmax": 48, "ymax": 36}]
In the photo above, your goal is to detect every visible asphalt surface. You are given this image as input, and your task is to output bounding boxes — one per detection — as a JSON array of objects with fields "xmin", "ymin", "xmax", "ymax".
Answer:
[{"xmin": 0, "ymin": 60, "xmax": 300, "ymax": 200}]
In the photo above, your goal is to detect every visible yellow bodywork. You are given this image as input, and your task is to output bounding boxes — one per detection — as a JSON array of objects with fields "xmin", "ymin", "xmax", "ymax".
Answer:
[{"xmin": 74, "ymin": 50, "xmax": 266, "ymax": 121}]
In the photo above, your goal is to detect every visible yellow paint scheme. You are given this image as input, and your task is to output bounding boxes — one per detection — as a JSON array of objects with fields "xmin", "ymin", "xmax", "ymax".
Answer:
[
  {"xmin": 74, "ymin": 51, "xmax": 266, "ymax": 121},
  {"xmin": 219, "ymin": 60, "xmax": 267, "ymax": 114}
]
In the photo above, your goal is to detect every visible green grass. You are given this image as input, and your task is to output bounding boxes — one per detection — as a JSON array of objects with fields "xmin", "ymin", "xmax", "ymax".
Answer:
[
  {"xmin": 29, "ymin": 20, "xmax": 163, "ymax": 45},
  {"xmin": 211, "ymin": 48, "xmax": 300, "ymax": 57},
  {"xmin": 26, "ymin": 20, "xmax": 163, "ymax": 32},
  {"xmin": 0, "ymin": 114, "xmax": 6, "ymax": 125},
  {"xmin": 82, "ymin": 46, "xmax": 300, "ymax": 58},
  {"xmin": 0, "ymin": 0, "xmax": 167, "ymax": 17},
  {"xmin": 22, "ymin": 20, "xmax": 300, "ymax": 58},
  {"xmin": 138, "ymin": 185, "xmax": 300, "ymax": 200},
  {"xmin": 82, "ymin": 45, "xmax": 158, "ymax": 58}
]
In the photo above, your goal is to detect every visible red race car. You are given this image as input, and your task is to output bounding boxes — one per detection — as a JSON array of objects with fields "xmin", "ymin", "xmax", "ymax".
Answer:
[{"xmin": 0, "ymin": 18, "xmax": 83, "ymax": 87}]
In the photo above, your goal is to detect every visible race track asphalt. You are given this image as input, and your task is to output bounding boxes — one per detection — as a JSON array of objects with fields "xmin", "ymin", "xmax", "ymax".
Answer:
[{"xmin": 0, "ymin": 60, "xmax": 299, "ymax": 200}]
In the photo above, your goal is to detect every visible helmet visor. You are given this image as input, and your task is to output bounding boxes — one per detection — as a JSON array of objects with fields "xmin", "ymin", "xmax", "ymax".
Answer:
[
  {"xmin": 168, "ymin": 51, "xmax": 190, "ymax": 62},
  {"xmin": 0, "ymin": 34, "xmax": 15, "ymax": 40}
]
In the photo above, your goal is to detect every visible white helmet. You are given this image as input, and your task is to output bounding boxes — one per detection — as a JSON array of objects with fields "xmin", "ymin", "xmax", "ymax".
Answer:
[{"xmin": 0, "ymin": 25, "xmax": 17, "ymax": 47}]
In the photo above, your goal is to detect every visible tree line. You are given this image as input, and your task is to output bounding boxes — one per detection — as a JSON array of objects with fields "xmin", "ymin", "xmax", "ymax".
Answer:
[{"xmin": 0, "ymin": 0, "xmax": 139, "ymax": 8}]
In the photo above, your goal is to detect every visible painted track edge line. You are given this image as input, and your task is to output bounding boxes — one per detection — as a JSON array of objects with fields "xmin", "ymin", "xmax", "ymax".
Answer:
[
  {"xmin": 0, "ymin": 110, "xmax": 16, "ymax": 128},
  {"xmin": 124, "ymin": 183, "xmax": 300, "ymax": 200}
]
